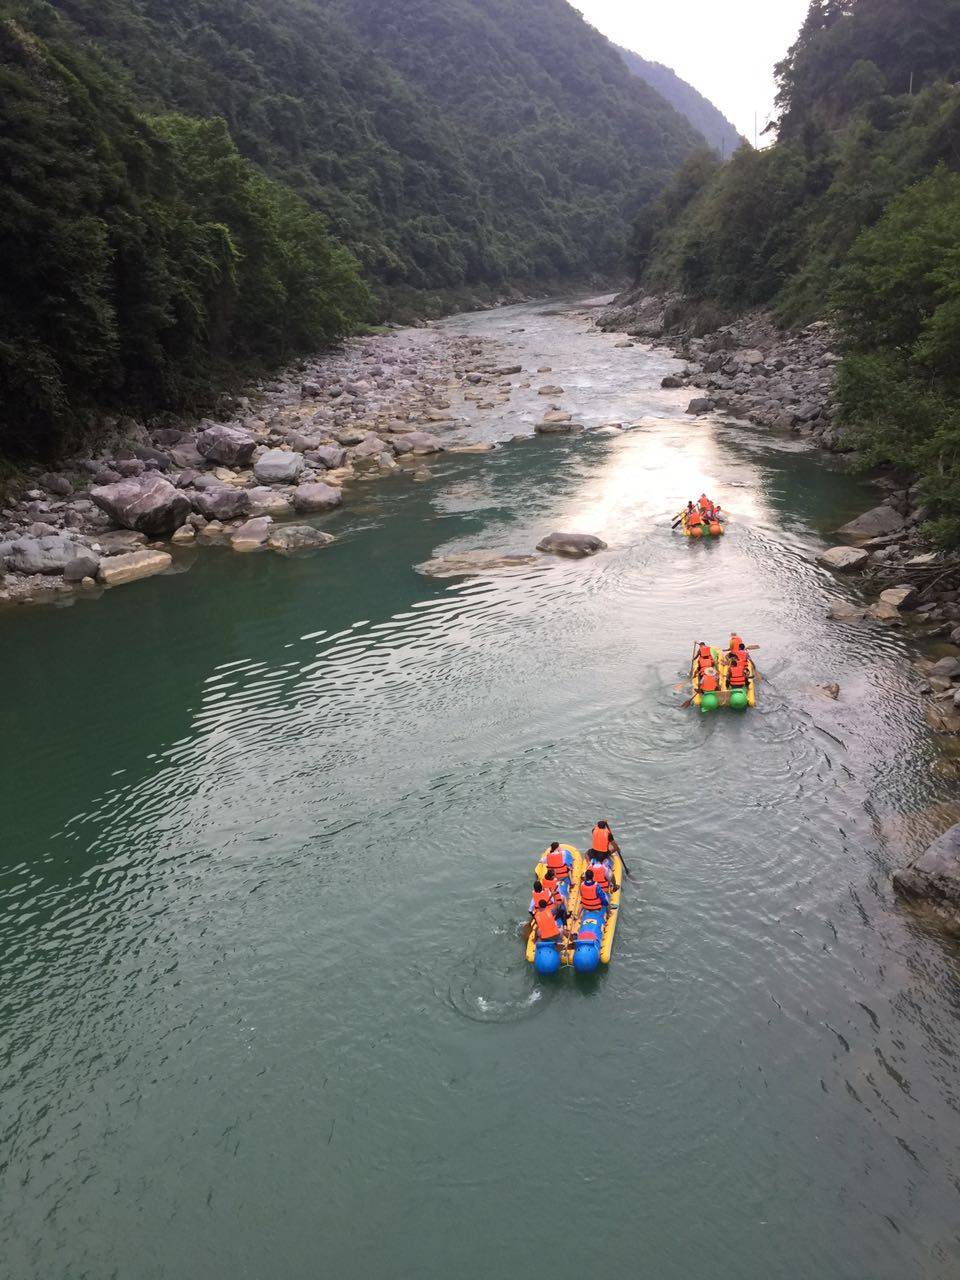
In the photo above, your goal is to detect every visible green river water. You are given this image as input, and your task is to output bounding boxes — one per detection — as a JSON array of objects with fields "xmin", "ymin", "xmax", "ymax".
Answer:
[{"xmin": 2, "ymin": 299, "xmax": 960, "ymax": 1279}]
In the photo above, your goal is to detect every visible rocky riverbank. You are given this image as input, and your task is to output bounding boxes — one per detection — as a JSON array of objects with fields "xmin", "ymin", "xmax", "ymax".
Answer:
[
  {"xmin": 599, "ymin": 290, "xmax": 960, "ymax": 920},
  {"xmin": 0, "ymin": 326, "xmax": 532, "ymax": 607}
]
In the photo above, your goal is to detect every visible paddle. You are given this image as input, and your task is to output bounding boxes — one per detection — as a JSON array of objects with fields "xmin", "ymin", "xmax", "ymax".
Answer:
[
  {"xmin": 671, "ymin": 509, "xmax": 686, "ymax": 528},
  {"xmin": 615, "ymin": 846, "xmax": 632, "ymax": 879}
]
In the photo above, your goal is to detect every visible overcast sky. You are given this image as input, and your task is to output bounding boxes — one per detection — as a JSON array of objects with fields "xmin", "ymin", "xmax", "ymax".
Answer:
[{"xmin": 573, "ymin": 0, "xmax": 812, "ymax": 140}]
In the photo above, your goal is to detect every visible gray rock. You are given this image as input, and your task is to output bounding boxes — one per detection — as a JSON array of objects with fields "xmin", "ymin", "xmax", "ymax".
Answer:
[
  {"xmin": 192, "ymin": 486, "xmax": 251, "ymax": 521},
  {"xmin": 292, "ymin": 482, "xmax": 342, "ymax": 513},
  {"xmin": 91, "ymin": 474, "xmax": 190, "ymax": 537},
  {"xmin": 196, "ymin": 423, "xmax": 257, "ymax": 467},
  {"xmin": 893, "ymin": 822, "xmax": 960, "ymax": 927},
  {"xmin": 838, "ymin": 505, "xmax": 907, "ymax": 540},
  {"xmin": 660, "ymin": 375, "xmax": 682, "ymax": 389},
  {"xmin": 817, "ymin": 546, "xmax": 869, "ymax": 573},
  {"xmin": 686, "ymin": 397, "xmax": 715, "ymax": 415},
  {"xmin": 115, "ymin": 458, "xmax": 145, "ymax": 477},
  {"xmin": 132, "ymin": 445, "xmax": 173, "ymax": 470},
  {"xmin": 39, "ymin": 472, "xmax": 72, "ymax": 497},
  {"xmin": 404, "ymin": 432, "xmax": 443, "ymax": 454},
  {"xmin": 267, "ymin": 525, "xmax": 336, "ymax": 554},
  {"xmin": 305, "ymin": 445, "xmax": 346, "ymax": 470},
  {"xmin": 230, "ymin": 517, "xmax": 273, "ymax": 552},
  {"xmin": 492, "ymin": 365, "xmax": 522, "ymax": 376},
  {"xmin": 94, "ymin": 530, "xmax": 147, "ymax": 554},
  {"xmin": 930, "ymin": 656, "xmax": 960, "ymax": 681},
  {"xmin": 536, "ymin": 532, "xmax": 608, "ymax": 558},
  {"xmin": 826, "ymin": 601, "xmax": 868, "ymax": 623},
  {"xmin": 879, "ymin": 584, "xmax": 918, "ymax": 611},
  {"xmin": 254, "ymin": 448, "xmax": 305, "ymax": 484},
  {"xmin": 7, "ymin": 534, "xmax": 83, "ymax": 574},
  {"xmin": 246, "ymin": 487, "xmax": 295, "ymax": 517},
  {"xmin": 63, "ymin": 552, "xmax": 101, "ymax": 583},
  {"xmin": 301, "ymin": 382, "xmax": 322, "ymax": 398},
  {"xmin": 93, "ymin": 468, "xmax": 123, "ymax": 486},
  {"xmin": 535, "ymin": 420, "xmax": 581, "ymax": 435}
]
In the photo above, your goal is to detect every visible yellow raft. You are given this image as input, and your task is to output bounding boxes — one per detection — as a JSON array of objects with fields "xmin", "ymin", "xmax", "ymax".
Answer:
[
  {"xmin": 690, "ymin": 648, "xmax": 756, "ymax": 712},
  {"xmin": 680, "ymin": 510, "xmax": 725, "ymax": 538},
  {"xmin": 526, "ymin": 844, "xmax": 623, "ymax": 972}
]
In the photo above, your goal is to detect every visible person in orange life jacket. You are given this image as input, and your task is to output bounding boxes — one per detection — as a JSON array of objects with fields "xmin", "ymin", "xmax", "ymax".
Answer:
[
  {"xmin": 698, "ymin": 494, "xmax": 715, "ymax": 518},
  {"xmin": 727, "ymin": 633, "xmax": 747, "ymax": 658},
  {"xmin": 696, "ymin": 642, "xmax": 715, "ymax": 674},
  {"xmin": 685, "ymin": 503, "xmax": 702, "ymax": 529},
  {"xmin": 589, "ymin": 855, "xmax": 618, "ymax": 896},
  {"xmin": 533, "ymin": 898, "xmax": 566, "ymax": 945},
  {"xmin": 545, "ymin": 841, "xmax": 573, "ymax": 883},
  {"xmin": 699, "ymin": 666, "xmax": 719, "ymax": 694},
  {"xmin": 727, "ymin": 650, "xmax": 749, "ymax": 689},
  {"xmin": 529, "ymin": 873, "xmax": 568, "ymax": 920},
  {"xmin": 578, "ymin": 869, "xmax": 609, "ymax": 913},
  {"xmin": 590, "ymin": 821, "xmax": 620, "ymax": 860}
]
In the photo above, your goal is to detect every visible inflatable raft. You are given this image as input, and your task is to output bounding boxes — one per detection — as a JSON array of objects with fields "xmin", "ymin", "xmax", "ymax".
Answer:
[
  {"xmin": 690, "ymin": 647, "xmax": 756, "ymax": 712},
  {"xmin": 681, "ymin": 510, "xmax": 724, "ymax": 538},
  {"xmin": 526, "ymin": 845, "xmax": 623, "ymax": 974}
]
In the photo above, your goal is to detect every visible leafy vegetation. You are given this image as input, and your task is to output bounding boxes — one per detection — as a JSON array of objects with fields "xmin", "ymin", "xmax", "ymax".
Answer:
[
  {"xmin": 2, "ymin": 0, "xmax": 705, "ymax": 457},
  {"xmin": 630, "ymin": 0, "xmax": 960, "ymax": 542},
  {"xmin": 0, "ymin": 2, "xmax": 368, "ymax": 456}
]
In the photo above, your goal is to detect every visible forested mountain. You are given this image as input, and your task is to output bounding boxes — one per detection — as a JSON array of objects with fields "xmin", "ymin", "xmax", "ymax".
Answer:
[
  {"xmin": 619, "ymin": 48, "xmax": 743, "ymax": 157},
  {"xmin": 1, "ymin": 0, "xmax": 703, "ymax": 457},
  {"xmin": 630, "ymin": 0, "xmax": 960, "ymax": 543}
]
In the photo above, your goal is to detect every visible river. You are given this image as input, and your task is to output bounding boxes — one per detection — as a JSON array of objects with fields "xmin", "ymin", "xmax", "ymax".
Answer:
[{"xmin": 2, "ymin": 298, "xmax": 959, "ymax": 1279}]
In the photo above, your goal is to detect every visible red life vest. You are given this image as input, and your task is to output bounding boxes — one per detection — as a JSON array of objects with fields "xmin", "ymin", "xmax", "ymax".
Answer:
[
  {"xmin": 686, "ymin": 508, "xmax": 702, "ymax": 527},
  {"xmin": 700, "ymin": 670, "xmax": 719, "ymax": 693},
  {"xmin": 546, "ymin": 849, "xmax": 570, "ymax": 880},
  {"xmin": 697, "ymin": 644, "xmax": 714, "ymax": 671},
  {"xmin": 532, "ymin": 880, "xmax": 557, "ymax": 908},
  {"xmin": 580, "ymin": 879, "xmax": 603, "ymax": 910},
  {"xmin": 698, "ymin": 496, "xmax": 713, "ymax": 515},
  {"xmin": 729, "ymin": 634, "xmax": 745, "ymax": 654},
  {"xmin": 592, "ymin": 826, "xmax": 611, "ymax": 854},
  {"xmin": 534, "ymin": 905, "xmax": 561, "ymax": 941}
]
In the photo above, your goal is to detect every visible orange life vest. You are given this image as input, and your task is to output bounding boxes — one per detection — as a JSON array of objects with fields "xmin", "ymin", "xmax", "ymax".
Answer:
[
  {"xmin": 533, "ymin": 880, "xmax": 557, "ymax": 907},
  {"xmin": 580, "ymin": 879, "xmax": 603, "ymax": 910},
  {"xmin": 534, "ymin": 905, "xmax": 561, "ymax": 940},
  {"xmin": 697, "ymin": 644, "xmax": 713, "ymax": 670},
  {"xmin": 728, "ymin": 655, "xmax": 748, "ymax": 688},
  {"xmin": 590, "ymin": 860, "xmax": 611, "ymax": 889},
  {"xmin": 546, "ymin": 849, "xmax": 570, "ymax": 880},
  {"xmin": 698, "ymin": 496, "xmax": 713, "ymax": 514},
  {"xmin": 700, "ymin": 670, "xmax": 719, "ymax": 693},
  {"xmin": 686, "ymin": 509, "xmax": 702, "ymax": 527},
  {"xmin": 592, "ymin": 825, "xmax": 611, "ymax": 854},
  {"xmin": 729, "ymin": 634, "xmax": 745, "ymax": 654}
]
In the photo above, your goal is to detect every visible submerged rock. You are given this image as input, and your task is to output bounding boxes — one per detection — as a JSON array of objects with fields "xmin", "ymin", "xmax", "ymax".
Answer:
[
  {"xmin": 894, "ymin": 823, "xmax": 960, "ymax": 930},
  {"xmin": 97, "ymin": 549, "xmax": 172, "ymax": 586},
  {"xmin": 266, "ymin": 525, "xmax": 336, "ymax": 554},
  {"xmin": 416, "ymin": 550, "xmax": 539, "ymax": 578},
  {"xmin": 536, "ymin": 532, "xmax": 608, "ymax": 558}
]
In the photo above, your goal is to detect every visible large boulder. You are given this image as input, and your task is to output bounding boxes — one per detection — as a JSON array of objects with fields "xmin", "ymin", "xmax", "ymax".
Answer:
[
  {"xmin": 90, "ymin": 474, "xmax": 190, "ymax": 537},
  {"xmin": 231, "ymin": 517, "xmax": 273, "ymax": 552},
  {"xmin": 254, "ymin": 448, "xmax": 304, "ymax": 485},
  {"xmin": 267, "ymin": 525, "xmax": 336, "ymax": 554},
  {"xmin": 305, "ymin": 444, "xmax": 346, "ymax": 470},
  {"xmin": 817, "ymin": 546, "xmax": 869, "ymax": 573},
  {"xmin": 192, "ymin": 486, "xmax": 251, "ymax": 521},
  {"xmin": 39, "ymin": 472, "xmax": 73, "ymax": 497},
  {"xmin": 686, "ymin": 397, "xmax": 715, "ymax": 415},
  {"xmin": 196, "ymin": 423, "xmax": 257, "ymax": 467},
  {"xmin": 893, "ymin": 823, "xmax": 960, "ymax": 929},
  {"xmin": 879, "ymin": 584, "xmax": 918, "ymax": 611},
  {"xmin": 292, "ymin": 482, "xmax": 342, "ymax": 513},
  {"xmin": 63, "ymin": 552, "xmax": 101, "ymax": 583},
  {"xmin": 838, "ymin": 504, "xmax": 906, "ymax": 540},
  {"xmin": 536, "ymin": 532, "xmax": 608, "ymax": 558},
  {"xmin": 404, "ymin": 431, "xmax": 443, "ymax": 455},
  {"xmin": 97, "ymin": 549, "xmax": 172, "ymax": 586},
  {"xmin": 7, "ymin": 534, "xmax": 85, "ymax": 574},
  {"xmin": 246, "ymin": 487, "xmax": 295, "ymax": 517}
]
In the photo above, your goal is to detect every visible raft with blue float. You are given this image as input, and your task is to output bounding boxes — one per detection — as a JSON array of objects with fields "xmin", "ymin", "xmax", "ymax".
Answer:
[
  {"xmin": 690, "ymin": 646, "xmax": 756, "ymax": 713},
  {"xmin": 526, "ymin": 845, "xmax": 623, "ymax": 975}
]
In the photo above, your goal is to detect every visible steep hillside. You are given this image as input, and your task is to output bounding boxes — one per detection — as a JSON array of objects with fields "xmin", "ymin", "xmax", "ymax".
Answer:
[
  {"xmin": 1, "ymin": 0, "xmax": 704, "ymax": 457},
  {"xmin": 49, "ymin": 0, "xmax": 703, "ymax": 291},
  {"xmin": 629, "ymin": 0, "xmax": 960, "ymax": 544},
  {"xmin": 619, "ymin": 47, "xmax": 743, "ymax": 157}
]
